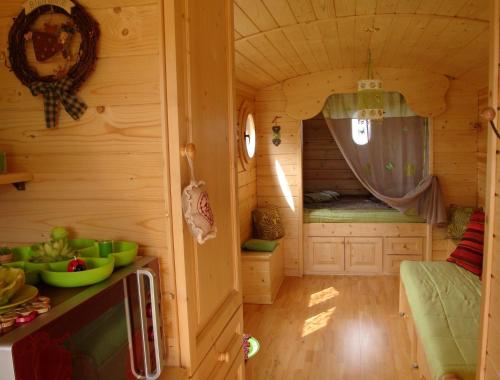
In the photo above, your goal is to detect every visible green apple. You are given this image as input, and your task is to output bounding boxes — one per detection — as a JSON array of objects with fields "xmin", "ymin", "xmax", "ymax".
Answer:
[{"xmin": 51, "ymin": 227, "xmax": 69, "ymax": 241}]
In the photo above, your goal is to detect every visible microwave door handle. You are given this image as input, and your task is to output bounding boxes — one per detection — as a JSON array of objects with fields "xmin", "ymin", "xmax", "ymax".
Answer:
[
  {"xmin": 123, "ymin": 279, "xmax": 145, "ymax": 380},
  {"xmin": 137, "ymin": 268, "xmax": 163, "ymax": 380},
  {"xmin": 137, "ymin": 269, "xmax": 153, "ymax": 378}
]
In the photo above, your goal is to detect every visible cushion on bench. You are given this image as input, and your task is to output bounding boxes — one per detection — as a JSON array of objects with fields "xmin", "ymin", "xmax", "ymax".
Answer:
[
  {"xmin": 400, "ymin": 261, "xmax": 481, "ymax": 380},
  {"xmin": 242, "ymin": 239, "xmax": 278, "ymax": 252}
]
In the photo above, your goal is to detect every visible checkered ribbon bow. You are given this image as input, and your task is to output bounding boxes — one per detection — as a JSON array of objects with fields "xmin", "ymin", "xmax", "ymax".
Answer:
[{"xmin": 30, "ymin": 77, "xmax": 87, "ymax": 128}]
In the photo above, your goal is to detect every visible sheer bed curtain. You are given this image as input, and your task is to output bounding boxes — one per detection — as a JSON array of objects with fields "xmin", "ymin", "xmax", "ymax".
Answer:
[{"xmin": 322, "ymin": 92, "xmax": 446, "ymax": 224}]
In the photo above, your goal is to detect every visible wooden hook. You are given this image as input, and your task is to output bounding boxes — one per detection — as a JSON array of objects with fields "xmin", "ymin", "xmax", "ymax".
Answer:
[{"xmin": 181, "ymin": 143, "xmax": 196, "ymax": 159}]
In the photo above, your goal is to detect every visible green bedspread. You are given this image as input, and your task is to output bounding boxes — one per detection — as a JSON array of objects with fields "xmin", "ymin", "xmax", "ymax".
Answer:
[
  {"xmin": 303, "ymin": 208, "xmax": 425, "ymax": 223},
  {"xmin": 400, "ymin": 261, "xmax": 482, "ymax": 380}
]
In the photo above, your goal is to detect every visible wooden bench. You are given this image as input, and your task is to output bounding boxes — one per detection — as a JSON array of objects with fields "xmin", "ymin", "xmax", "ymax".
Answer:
[
  {"xmin": 241, "ymin": 240, "xmax": 284, "ymax": 304},
  {"xmin": 399, "ymin": 261, "xmax": 481, "ymax": 380}
]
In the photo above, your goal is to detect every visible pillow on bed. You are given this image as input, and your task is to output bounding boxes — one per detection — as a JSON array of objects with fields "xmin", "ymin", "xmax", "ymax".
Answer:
[
  {"xmin": 447, "ymin": 210, "xmax": 485, "ymax": 277},
  {"xmin": 447, "ymin": 205, "xmax": 475, "ymax": 241},
  {"xmin": 304, "ymin": 191, "xmax": 340, "ymax": 204}
]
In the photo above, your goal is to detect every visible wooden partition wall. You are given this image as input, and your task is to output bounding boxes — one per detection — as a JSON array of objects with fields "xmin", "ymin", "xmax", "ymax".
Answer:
[
  {"xmin": 236, "ymin": 84, "xmax": 257, "ymax": 243},
  {"xmin": 0, "ymin": 0, "xmax": 180, "ymax": 366},
  {"xmin": 254, "ymin": 69, "xmax": 483, "ymax": 276},
  {"xmin": 478, "ymin": 1, "xmax": 500, "ymax": 377}
]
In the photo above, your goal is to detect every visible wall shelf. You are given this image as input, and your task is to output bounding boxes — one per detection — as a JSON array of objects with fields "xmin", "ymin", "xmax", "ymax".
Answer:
[{"xmin": 0, "ymin": 172, "xmax": 33, "ymax": 191}]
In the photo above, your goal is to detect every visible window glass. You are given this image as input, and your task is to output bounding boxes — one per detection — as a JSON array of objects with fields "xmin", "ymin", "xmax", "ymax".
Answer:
[
  {"xmin": 245, "ymin": 113, "xmax": 256, "ymax": 158},
  {"xmin": 351, "ymin": 119, "xmax": 371, "ymax": 145}
]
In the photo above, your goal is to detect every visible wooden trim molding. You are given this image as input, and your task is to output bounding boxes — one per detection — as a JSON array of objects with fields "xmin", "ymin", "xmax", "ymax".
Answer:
[{"xmin": 282, "ymin": 68, "xmax": 450, "ymax": 120}]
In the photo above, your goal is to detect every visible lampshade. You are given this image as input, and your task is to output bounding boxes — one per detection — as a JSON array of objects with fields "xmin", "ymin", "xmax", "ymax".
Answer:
[
  {"xmin": 357, "ymin": 79, "xmax": 384, "ymax": 120},
  {"xmin": 356, "ymin": 50, "xmax": 384, "ymax": 120}
]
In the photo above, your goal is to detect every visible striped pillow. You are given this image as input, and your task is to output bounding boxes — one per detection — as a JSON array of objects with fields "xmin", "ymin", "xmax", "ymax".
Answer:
[{"xmin": 447, "ymin": 211, "xmax": 485, "ymax": 276}]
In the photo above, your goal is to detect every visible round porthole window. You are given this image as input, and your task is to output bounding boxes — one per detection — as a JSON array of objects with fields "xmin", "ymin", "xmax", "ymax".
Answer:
[
  {"xmin": 244, "ymin": 113, "xmax": 256, "ymax": 159},
  {"xmin": 238, "ymin": 100, "xmax": 256, "ymax": 170}
]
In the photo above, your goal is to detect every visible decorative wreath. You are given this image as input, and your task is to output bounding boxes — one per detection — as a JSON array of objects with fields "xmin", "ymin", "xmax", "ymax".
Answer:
[{"xmin": 7, "ymin": 1, "xmax": 99, "ymax": 128}]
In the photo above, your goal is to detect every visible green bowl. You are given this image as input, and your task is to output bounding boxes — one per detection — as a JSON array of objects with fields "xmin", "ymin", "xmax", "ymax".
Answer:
[
  {"xmin": 70, "ymin": 239, "xmax": 99, "ymax": 257},
  {"xmin": 108, "ymin": 241, "xmax": 138, "ymax": 267},
  {"xmin": 41, "ymin": 257, "xmax": 115, "ymax": 288},
  {"xmin": 2, "ymin": 261, "xmax": 43, "ymax": 285}
]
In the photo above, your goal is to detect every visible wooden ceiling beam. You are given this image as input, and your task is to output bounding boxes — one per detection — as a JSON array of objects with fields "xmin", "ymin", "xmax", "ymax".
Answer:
[{"xmin": 235, "ymin": 13, "xmax": 488, "ymax": 42}]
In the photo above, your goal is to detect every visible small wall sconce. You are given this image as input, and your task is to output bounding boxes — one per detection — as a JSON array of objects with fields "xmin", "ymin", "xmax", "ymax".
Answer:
[
  {"xmin": 272, "ymin": 116, "xmax": 281, "ymax": 146},
  {"xmin": 480, "ymin": 107, "xmax": 500, "ymax": 139}
]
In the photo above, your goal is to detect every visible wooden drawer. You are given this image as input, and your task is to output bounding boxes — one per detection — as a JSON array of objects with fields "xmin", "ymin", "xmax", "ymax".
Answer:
[
  {"xmin": 192, "ymin": 307, "xmax": 244, "ymax": 380},
  {"xmin": 305, "ymin": 237, "xmax": 345, "ymax": 274},
  {"xmin": 345, "ymin": 237, "xmax": 382, "ymax": 274},
  {"xmin": 384, "ymin": 254, "xmax": 422, "ymax": 274},
  {"xmin": 385, "ymin": 237, "xmax": 423, "ymax": 256}
]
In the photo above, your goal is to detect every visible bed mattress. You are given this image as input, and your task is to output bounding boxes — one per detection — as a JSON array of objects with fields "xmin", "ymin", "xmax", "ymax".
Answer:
[
  {"xmin": 400, "ymin": 261, "xmax": 482, "ymax": 380},
  {"xmin": 303, "ymin": 196, "xmax": 425, "ymax": 223}
]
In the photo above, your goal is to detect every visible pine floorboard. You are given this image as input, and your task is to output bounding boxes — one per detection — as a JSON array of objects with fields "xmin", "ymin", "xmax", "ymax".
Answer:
[{"xmin": 243, "ymin": 275, "xmax": 419, "ymax": 380}]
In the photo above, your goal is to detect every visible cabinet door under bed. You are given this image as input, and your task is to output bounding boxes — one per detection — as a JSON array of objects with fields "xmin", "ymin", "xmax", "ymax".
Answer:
[
  {"xmin": 345, "ymin": 237, "xmax": 383, "ymax": 274},
  {"xmin": 305, "ymin": 237, "xmax": 345, "ymax": 274}
]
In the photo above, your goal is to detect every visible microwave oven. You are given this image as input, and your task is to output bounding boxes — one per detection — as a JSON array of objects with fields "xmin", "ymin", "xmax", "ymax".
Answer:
[{"xmin": 0, "ymin": 256, "xmax": 164, "ymax": 380}]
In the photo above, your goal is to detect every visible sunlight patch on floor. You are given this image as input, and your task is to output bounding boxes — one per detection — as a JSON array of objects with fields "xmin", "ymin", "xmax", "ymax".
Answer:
[
  {"xmin": 308, "ymin": 286, "xmax": 340, "ymax": 307},
  {"xmin": 301, "ymin": 307, "xmax": 336, "ymax": 337}
]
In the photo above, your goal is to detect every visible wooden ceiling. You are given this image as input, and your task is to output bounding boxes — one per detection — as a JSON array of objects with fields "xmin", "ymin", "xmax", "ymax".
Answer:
[{"xmin": 234, "ymin": 0, "xmax": 490, "ymax": 90}]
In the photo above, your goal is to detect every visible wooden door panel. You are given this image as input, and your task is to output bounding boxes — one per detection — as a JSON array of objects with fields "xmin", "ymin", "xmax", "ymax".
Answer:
[
  {"xmin": 189, "ymin": 0, "xmax": 236, "ymax": 330},
  {"xmin": 345, "ymin": 237, "xmax": 383, "ymax": 273},
  {"xmin": 170, "ymin": 0, "xmax": 241, "ymax": 373}
]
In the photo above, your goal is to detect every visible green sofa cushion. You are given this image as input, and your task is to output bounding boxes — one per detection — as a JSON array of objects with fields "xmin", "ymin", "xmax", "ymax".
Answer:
[
  {"xmin": 242, "ymin": 239, "xmax": 278, "ymax": 252},
  {"xmin": 400, "ymin": 261, "xmax": 481, "ymax": 380}
]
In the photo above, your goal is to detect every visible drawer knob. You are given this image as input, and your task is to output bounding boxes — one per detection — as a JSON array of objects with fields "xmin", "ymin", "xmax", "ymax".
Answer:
[{"xmin": 217, "ymin": 352, "xmax": 230, "ymax": 363}]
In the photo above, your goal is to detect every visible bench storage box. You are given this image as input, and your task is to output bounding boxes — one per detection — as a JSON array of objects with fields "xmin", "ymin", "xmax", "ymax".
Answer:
[
  {"xmin": 399, "ymin": 261, "xmax": 481, "ymax": 380},
  {"xmin": 241, "ymin": 240, "xmax": 284, "ymax": 304}
]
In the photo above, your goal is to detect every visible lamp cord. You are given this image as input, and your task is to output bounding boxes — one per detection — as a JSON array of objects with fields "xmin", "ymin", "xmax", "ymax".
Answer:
[{"xmin": 490, "ymin": 121, "xmax": 500, "ymax": 139}]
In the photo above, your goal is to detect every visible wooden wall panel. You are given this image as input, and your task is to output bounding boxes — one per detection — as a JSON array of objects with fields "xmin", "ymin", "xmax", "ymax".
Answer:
[
  {"xmin": 255, "ymin": 84, "xmax": 303, "ymax": 276},
  {"xmin": 0, "ymin": 0, "xmax": 180, "ymax": 366},
  {"xmin": 236, "ymin": 83, "xmax": 257, "ymax": 242},
  {"xmin": 431, "ymin": 79, "xmax": 482, "ymax": 260},
  {"xmin": 256, "ymin": 76, "xmax": 482, "ymax": 267},
  {"xmin": 302, "ymin": 114, "xmax": 368, "ymax": 195}
]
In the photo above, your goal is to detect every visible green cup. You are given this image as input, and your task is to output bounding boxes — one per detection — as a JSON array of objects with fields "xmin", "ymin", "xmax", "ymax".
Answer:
[{"xmin": 98, "ymin": 240, "xmax": 113, "ymax": 257}]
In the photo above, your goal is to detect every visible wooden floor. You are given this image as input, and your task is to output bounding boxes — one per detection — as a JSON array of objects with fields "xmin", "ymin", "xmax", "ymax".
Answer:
[{"xmin": 243, "ymin": 275, "xmax": 418, "ymax": 380}]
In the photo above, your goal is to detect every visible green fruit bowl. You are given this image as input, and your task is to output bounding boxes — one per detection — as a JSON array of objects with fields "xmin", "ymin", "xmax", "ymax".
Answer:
[
  {"xmin": 106, "ymin": 241, "xmax": 138, "ymax": 267},
  {"xmin": 41, "ymin": 257, "xmax": 115, "ymax": 288},
  {"xmin": 70, "ymin": 239, "xmax": 100, "ymax": 257}
]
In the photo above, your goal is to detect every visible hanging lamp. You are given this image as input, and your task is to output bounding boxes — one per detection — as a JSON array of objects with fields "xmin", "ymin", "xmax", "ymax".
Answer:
[{"xmin": 357, "ymin": 50, "xmax": 384, "ymax": 120}]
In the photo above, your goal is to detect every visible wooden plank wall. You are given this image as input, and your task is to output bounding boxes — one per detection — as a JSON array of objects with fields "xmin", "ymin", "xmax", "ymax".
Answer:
[
  {"xmin": 431, "ymin": 80, "xmax": 483, "ymax": 260},
  {"xmin": 0, "ymin": 0, "xmax": 180, "ymax": 366},
  {"xmin": 302, "ymin": 113, "xmax": 368, "ymax": 195},
  {"xmin": 236, "ymin": 84, "xmax": 257, "ymax": 243},
  {"xmin": 255, "ymin": 84, "xmax": 303, "ymax": 276},
  {"xmin": 256, "ymin": 78, "xmax": 482, "ymax": 269}
]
